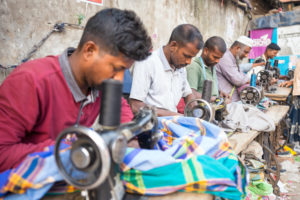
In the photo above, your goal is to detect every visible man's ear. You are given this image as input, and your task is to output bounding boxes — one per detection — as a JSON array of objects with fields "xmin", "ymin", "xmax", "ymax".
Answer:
[
  {"xmin": 203, "ymin": 47, "xmax": 209, "ymax": 56},
  {"xmin": 81, "ymin": 41, "xmax": 99, "ymax": 61},
  {"xmin": 169, "ymin": 41, "xmax": 179, "ymax": 52}
]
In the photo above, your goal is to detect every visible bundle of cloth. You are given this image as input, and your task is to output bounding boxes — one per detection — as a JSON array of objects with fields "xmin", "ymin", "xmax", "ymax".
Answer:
[
  {"xmin": 0, "ymin": 116, "xmax": 247, "ymax": 200},
  {"xmin": 223, "ymin": 102, "xmax": 275, "ymax": 132}
]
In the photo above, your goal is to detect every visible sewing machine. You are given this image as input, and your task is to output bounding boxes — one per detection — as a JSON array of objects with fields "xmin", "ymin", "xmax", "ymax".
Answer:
[
  {"xmin": 54, "ymin": 79, "xmax": 160, "ymax": 200},
  {"xmin": 239, "ymin": 85, "xmax": 263, "ymax": 105},
  {"xmin": 184, "ymin": 80, "xmax": 227, "ymax": 123},
  {"xmin": 257, "ymin": 61, "xmax": 279, "ymax": 92},
  {"xmin": 240, "ymin": 60, "xmax": 281, "ymax": 105}
]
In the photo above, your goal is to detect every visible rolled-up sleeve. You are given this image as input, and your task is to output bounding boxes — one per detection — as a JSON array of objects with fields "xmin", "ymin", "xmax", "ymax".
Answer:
[{"xmin": 129, "ymin": 61, "xmax": 152, "ymax": 102}]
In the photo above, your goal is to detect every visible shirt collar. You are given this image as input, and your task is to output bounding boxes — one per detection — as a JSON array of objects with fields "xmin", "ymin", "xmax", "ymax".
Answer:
[
  {"xmin": 198, "ymin": 56, "xmax": 210, "ymax": 69},
  {"xmin": 158, "ymin": 46, "xmax": 174, "ymax": 71},
  {"xmin": 59, "ymin": 47, "xmax": 99, "ymax": 103},
  {"xmin": 227, "ymin": 49, "xmax": 236, "ymax": 61}
]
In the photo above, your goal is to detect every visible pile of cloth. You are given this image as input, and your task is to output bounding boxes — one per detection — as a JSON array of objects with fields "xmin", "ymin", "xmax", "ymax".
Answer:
[
  {"xmin": 223, "ymin": 102, "xmax": 275, "ymax": 132},
  {"xmin": 0, "ymin": 116, "xmax": 247, "ymax": 200}
]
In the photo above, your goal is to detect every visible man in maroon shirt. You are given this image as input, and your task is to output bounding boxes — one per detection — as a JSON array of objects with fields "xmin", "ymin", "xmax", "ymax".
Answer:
[{"xmin": 0, "ymin": 8, "xmax": 152, "ymax": 172}]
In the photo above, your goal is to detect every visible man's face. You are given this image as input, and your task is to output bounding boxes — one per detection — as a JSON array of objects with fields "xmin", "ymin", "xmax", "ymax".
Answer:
[
  {"xmin": 202, "ymin": 47, "xmax": 224, "ymax": 67},
  {"xmin": 85, "ymin": 48, "xmax": 134, "ymax": 89},
  {"xmin": 266, "ymin": 49, "xmax": 279, "ymax": 59},
  {"xmin": 237, "ymin": 45, "xmax": 251, "ymax": 60},
  {"xmin": 170, "ymin": 42, "xmax": 200, "ymax": 69}
]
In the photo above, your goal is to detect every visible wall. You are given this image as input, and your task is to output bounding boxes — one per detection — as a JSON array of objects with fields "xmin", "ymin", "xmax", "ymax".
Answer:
[{"xmin": 0, "ymin": 0, "xmax": 249, "ymax": 82}]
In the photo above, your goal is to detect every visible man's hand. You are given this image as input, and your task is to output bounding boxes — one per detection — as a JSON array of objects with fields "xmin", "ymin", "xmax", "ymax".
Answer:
[
  {"xmin": 279, "ymin": 80, "xmax": 293, "ymax": 88},
  {"xmin": 219, "ymin": 90, "xmax": 231, "ymax": 104},
  {"xmin": 270, "ymin": 78, "xmax": 278, "ymax": 85},
  {"xmin": 219, "ymin": 90, "xmax": 229, "ymax": 99},
  {"xmin": 252, "ymin": 62, "xmax": 266, "ymax": 68}
]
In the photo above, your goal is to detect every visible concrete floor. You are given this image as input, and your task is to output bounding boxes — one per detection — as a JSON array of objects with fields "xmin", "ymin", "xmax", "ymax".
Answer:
[{"xmin": 277, "ymin": 157, "xmax": 300, "ymax": 199}]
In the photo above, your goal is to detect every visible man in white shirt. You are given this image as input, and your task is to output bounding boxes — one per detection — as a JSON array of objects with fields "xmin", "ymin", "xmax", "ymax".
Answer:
[
  {"xmin": 247, "ymin": 43, "xmax": 281, "ymax": 77},
  {"xmin": 130, "ymin": 24, "xmax": 203, "ymax": 116}
]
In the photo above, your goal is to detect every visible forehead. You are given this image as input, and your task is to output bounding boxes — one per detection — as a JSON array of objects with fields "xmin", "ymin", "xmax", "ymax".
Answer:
[
  {"xmin": 102, "ymin": 52, "xmax": 134, "ymax": 68},
  {"xmin": 269, "ymin": 49, "xmax": 278, "ymax": 53},
  {"xmin": 180, "ymin": 42, "xmax": 200, "ymax": 56},
  {"xmin": 208, "ymin": 47, "xmax": 224, "ymax": 57}
]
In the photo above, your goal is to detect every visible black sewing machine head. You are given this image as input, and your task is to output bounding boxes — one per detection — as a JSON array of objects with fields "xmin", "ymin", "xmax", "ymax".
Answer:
[
  {"xmin": 257, "ymin": 61, "xmax": 279, "ymax": 92},
  {"xmin": 54, "ymin": 79, "xmax": 160, "ymax": 199},
  {"xmin": 240, "ymin": 86, "xmax": 263, "ymax": 105},
  {"xmin": 184, "ymin": 80, "xmax": 227, "ymax": 123}
]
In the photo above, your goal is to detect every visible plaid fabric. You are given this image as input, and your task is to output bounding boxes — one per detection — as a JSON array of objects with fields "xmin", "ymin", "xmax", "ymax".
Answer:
[
  {"xmin": 0, "ymin": 116, "xmax": 247, "ymax": 200},
  {"xmin": 0, "ymin": 144, "xmax": 76, "ymax": 200},
  {"xmin": 121, "ymin": 116, "xmax": 248, "ymax": 200}
]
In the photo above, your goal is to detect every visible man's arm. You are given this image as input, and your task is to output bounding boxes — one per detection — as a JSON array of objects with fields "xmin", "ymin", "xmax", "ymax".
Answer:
[
  {"xmin": 220, "ymin": 63, "xmax": 250, "ymax": 86},
  {"xmin": 279, "ymin": 80, "xmax": 293, "ymax": 88},
  {"xmin": 130, "ymin": 98, "xmax": 180, "ymax": 116},
  {"xmin": 183, "ymin": 93, "xmax": 195, "ymax": 104},
  {"xmin": 0, "ymin": 72, "xmax": 54, "ymax": 172},
  {"xmin": 191, "ymin": 88, "xmax": 202, "ymax": 99}
]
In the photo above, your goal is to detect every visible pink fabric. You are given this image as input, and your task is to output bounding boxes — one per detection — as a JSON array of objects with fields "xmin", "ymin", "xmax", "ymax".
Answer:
[
  {"xmin": 249, "ymin": 29, "xmax": 273, "ymax": 59},
  {"xmin": 177, "ymin": 98, "xmax": 185, "ymax": 114},
  {"xmin": 0, "ymin": 56, "xmax": 133, "ymax": 172}
]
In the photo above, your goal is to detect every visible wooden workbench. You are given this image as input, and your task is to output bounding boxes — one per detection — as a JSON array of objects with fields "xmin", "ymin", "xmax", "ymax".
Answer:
[
  {"xmin": 228, "ymin": 105, "xmax": 289, "ymax": 154},
  {"xmin": 265, "ymin": 86, "xmax": 292, "ymax": 101}
]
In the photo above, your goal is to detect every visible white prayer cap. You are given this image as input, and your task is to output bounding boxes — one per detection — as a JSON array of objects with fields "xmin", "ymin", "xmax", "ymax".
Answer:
[{"xmin": 236, "ymin": 36, "xmax": 253, "ymax": 48}]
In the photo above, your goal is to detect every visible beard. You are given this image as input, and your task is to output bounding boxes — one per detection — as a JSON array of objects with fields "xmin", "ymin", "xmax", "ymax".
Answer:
[
  {"xmin": 203, "ymin": 57, "xmax": 216, "ymax": 67},
  {"xmin": 235, "ymin": 55, "xmax": 242, "ymax": 66}
]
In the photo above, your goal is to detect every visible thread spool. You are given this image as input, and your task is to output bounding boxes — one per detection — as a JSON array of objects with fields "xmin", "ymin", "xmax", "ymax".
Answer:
[
  {"xmin": 99, "ymin": 79, "xmax": 123, "ymax": 130},
  {"xmin": 202, "ymin": 80, "xmax": 212, "ymax": 102},
  {"xmin": 250, "ymin": 73, "xmax": 257, "ymax": 87}
]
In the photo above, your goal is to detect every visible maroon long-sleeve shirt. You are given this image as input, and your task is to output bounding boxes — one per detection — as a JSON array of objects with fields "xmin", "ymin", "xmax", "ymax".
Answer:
[{"xmin": 0, "ymin": 53, "xmax": 133, "ymax": 172}]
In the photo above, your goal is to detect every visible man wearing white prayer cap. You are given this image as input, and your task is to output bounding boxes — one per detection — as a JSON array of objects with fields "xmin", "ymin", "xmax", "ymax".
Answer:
[{"xmin": 215, "ymin": 36, "xmax": 253, "ymax": 102}]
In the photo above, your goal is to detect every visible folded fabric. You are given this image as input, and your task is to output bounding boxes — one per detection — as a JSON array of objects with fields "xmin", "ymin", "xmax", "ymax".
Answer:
[
  {"xmin": 224, "ymin": 102, "xmax": 275, "ymax": 132},
  {"xmin": 121, "ymin": 116, "xmax": 248, "ymax": 200}
]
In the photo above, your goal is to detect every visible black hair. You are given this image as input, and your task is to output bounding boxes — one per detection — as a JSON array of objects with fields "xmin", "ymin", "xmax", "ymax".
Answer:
[
  {"xmin": 204, "ymin": 36, "xmax": 227, "ymax": 53},
  {"xmin": 168, "ymin": 24, "xmax": 204, "ymax": 50},
  {"xmin": 266, "ymin": 43, "xmax": 281, "ymax": 51},
  {"xmin": 78, "ymin": 8, "xmax": 152, "ymax": 61}
]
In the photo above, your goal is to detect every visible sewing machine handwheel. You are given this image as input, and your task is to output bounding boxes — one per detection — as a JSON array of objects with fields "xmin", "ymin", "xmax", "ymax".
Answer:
[
  {"xmin": 54, "ymin": 126, "xmax": 111, "ymax": 189},
  {"xmin": 184, "ymin": 99, "xmax": 213, "ymax": 122},
  {"xmin": 257, "ymin": 70, "xmax": 271, "ymax": 85},
  {"xmin": 240, "ymin": 86, "xmax": 261, "ymax": 105}
]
